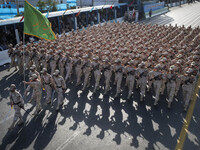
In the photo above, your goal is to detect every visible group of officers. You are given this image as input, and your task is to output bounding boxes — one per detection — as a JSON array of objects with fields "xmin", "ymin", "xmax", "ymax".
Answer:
[{"xmin": 7, "ymin": 22, "xmax": 200, "ymax": 130}]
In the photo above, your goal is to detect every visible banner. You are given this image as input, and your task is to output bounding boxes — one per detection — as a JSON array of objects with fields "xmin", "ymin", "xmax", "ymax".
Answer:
[
  {"xmin": 143, "ymin": 2, "xmax": 165, "ymax": 13},
  {"xmin": 24, "ymin": 0, "xmax": 56, "ymax": 40}
]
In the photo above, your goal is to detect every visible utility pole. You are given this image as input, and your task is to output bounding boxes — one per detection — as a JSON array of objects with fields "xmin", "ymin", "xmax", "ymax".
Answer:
[
  {"xmin": 80, "ymin": 0, "xmax": 83, "ymax": 8},
  {"xmin": 16, "ymin": 0, "xmax": 19, "ymax": 15}
]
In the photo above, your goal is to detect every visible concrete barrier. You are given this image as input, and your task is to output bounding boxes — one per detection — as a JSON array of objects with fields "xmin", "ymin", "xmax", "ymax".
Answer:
[{"xmin": 0, "ymin": 50, "xmax": 10, "ymax": 66}]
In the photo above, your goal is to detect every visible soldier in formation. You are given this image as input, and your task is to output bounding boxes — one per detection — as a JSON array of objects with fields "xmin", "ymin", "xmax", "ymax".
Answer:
[
  {"xmin": 7, "ymin": 22, "xmax": 200, "ymax": 112},
  {"xmin": 8, "ymin": 84, "xmax": 24, "ymax": 130}
]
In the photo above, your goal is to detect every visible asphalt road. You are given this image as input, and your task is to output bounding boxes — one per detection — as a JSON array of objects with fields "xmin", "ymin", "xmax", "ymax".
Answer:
[{"xmin": 0, "ymin": 3, "xmax": 200, "ymax": 150}]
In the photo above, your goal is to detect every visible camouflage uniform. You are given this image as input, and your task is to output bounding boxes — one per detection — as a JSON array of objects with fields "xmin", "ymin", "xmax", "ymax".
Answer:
[
  {"xmin": 8, "ymin": 84, "xmax": 24, "ymax": 130},
  {"xmin": 53, "ymin": 70, "xmax": 66, "ymax": 110}
]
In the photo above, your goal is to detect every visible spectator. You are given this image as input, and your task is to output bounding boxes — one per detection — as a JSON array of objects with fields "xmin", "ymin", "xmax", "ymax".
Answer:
[{"xmin": 149, "ymin": 9, "xmax": 152, "ymax": 18}]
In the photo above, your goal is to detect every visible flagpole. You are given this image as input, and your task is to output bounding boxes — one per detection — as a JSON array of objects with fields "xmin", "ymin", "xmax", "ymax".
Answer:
[{"xmin": 23, "ymin": 32, "xmax": 26, "ymax": 92}]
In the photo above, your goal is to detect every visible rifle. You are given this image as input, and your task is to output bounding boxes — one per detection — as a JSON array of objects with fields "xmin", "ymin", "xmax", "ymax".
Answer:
[
  {"xmin": 74, "ymin": 59, "xmax": 81, "ymax": 66},
  {"xmin": 168, "ymin": 74, "xmax": 176, "ymax": 82},
  {"xmin": 104, "ymin": 65, "xmax": 111, "ymax": 71},
  {"xmin": 116, "ymin": 67, "xmax": 122, "ymax": 73},
  {"xmin": 39, "ymin": 55, "xmax": 45, "ymax": 61},
  {"xmin": 127, "ymin": 70, "xmax": 134, "ymax": 75},
  {"xmin": 47, "ymin": 55, "xmax": 54, "ymax": 63},
  {"xmin": 20, "ymin": 105, "xmax": 33, "ymax": 117},
  {"xmin": 184, "ymin": 77, "xmax": 194, "ymax": 84},
  {"xmin": 81, "ymin": 62, "xmax": 88, "ymax": 69},
  {"xmin": 154, "ymin": 74, "xmax": 162, "ymax": 80},
  {"xmin": 30, "ymin": 52, "xmax": 36, "ymax": 60},
  {"xmin": 93, "ymin": 64, "xmax": 100, "ymax": 71}
]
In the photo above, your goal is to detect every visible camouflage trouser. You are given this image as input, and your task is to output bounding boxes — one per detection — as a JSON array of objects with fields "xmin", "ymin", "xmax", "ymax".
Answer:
[
  {"xmin": 183, "ymin": 89, "xmax": 193, "ymax": 107},
  {"xmin": 167, "ymin": 82, "xmax": 176, "ymax": 103},
  {"xmin": 44, "ymin": 85, "xmax": 52, "ymax": 103},
  {"xmin": 154, "ymin": 80, "xmax": 162, "ymax": 103},
  {"xmin": 65, "ymin": 67, "xmax": 72, "ymax": 81},
  {"xmin": 82, "ymin": 71, "xmax": 90, "ymax": 90},
  {"xmin": 9, "ymin": 57, "xmax": 17, "ymax": 70},
  {"xmin": 94, "ymin": 70, "xmax": 101, "ymax": 92},
  {"xmin": 34, "ymin": 91, "xmax": 42, "ymax": 111},
  {"xmin": 76, "ymin": 67, "xmax": 82, "ymax": 86},
  {"xmin": 147, "ymin": 79, "xmax": 153, "ymax": 92},
  {"xmin": 13, "ymin": 105, "xmax": 22, "ymax": 121},
  {"xmin": 104, "ymin": 70, "xmax": 112, "ymax": 94},
  {"xmin": 50, "ymin": 61, "xmax": 57, "ymax": 75},
  {"xmin": 140, "ymin": 79, "xmax": 147, "ymax": 100},
  {"xmin": 56, "ymin": 87, "xmax": 64, "ymax": 107},
  {"xmin": 114, "ymin": 73, "xmax": 123, "ymax": 96},
  {"xmin": 126, "ymin": 75, "xmax": 135, "ymax": 98}
]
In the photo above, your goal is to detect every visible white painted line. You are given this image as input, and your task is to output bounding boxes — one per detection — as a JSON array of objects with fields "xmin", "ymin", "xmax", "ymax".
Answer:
[{"xmin": 56, "ymin": 131, "xmax": 81, "ymax": 150}]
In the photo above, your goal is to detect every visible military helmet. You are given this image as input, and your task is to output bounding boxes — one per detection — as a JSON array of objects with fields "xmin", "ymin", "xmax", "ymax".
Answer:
[
  {"xmin": 10, "ymin": 84, "xmax": 16, "ymax": 91},
  {"xmin": 31, "ymin": 74, "xmax": 38, "ymax": 80},
  {"xmin": 53, "ymin": 70, "xmax": 60, "ymax": 76},
  {"xmin": 41, "ymin": 68, "xmax": 47, "ymax": 73}
]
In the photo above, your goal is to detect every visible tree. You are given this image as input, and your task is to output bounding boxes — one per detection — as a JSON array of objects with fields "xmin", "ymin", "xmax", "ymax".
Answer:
[
  {"xmin": 46, "ymin": 0, "xmax": 58, "ymax": 12},
  {"xmin": 16, "ymin": 0, "xmax": 20, "ymax": 15},
  {"xmin": 37, "ymin": 0, "xmax": 46, "ymax": 13},
  {"xmin": 51, "ymin": 0, "xmax": 58, "ymax": 11}
]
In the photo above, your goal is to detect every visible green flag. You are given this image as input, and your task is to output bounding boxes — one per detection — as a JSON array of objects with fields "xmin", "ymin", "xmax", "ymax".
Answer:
[{"xmin": 24, "ymin": 0, "xmax": 56, "ymax": 40}]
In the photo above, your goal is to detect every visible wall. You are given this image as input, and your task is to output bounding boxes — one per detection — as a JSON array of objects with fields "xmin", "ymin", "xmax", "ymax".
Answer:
[{"xmin": 77, "ymin": 0, "xmax": 119, "ymax": 7}]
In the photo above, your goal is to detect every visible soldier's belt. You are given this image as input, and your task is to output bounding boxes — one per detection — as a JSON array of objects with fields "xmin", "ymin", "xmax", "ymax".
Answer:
[
  {"xmin": 13, "ymin": 101, "xmax": 21, "ymax": 105},
  {"xmin": 127, "ymin": 71, "xmax": 134, "ymax": 75},
  {"xmin": 155, "ymin": 78, "xmax": 161, "ymax": 80},
  {"xmin": 44, "ymin": 82, "xmax": 50, "ymax": 85},
  {"xmin": 116, "ymin": 69, "xmax": 122, "ymax": 73},
  {"xmin": 56, "ymin": 86, "xmax": 62, "ymax": 88}
]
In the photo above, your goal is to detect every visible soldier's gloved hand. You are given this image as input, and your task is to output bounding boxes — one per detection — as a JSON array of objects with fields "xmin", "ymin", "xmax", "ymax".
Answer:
[{"xmin": 19, "ymin": 104, "xmax": 24, "ymax": 109}]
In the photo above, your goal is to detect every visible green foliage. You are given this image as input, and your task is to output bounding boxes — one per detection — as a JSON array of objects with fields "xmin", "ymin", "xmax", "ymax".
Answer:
[
  {"xmin": 70, "ymin": 6, "xmax": 76, "ymax": 9},
  {"xmin": 51, "ymin": 1, "xmax": 58, "ymax": 11},
  {"xmin": 46, "ymin": 0, "xmax": 58, "ymax": 12},
  {"xmin": 37, "ymin": 0, "xmax": 46, "ymax": 13}
]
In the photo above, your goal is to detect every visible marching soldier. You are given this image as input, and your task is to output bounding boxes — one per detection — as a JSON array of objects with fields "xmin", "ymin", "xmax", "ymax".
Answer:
[
  {"xmin": 15, "ymin": 44, "xmax": 23, "ymax": 74},
  {"xmin": 103, "ymin": 57, "xmax": 112, "ymax": 95},
  {"xmin": 166, "ymin": 66, "xmax": 177, "ymax": 109},
  {"xmin": 125, "ymin": 60, "xmax": 135, "ymax": 99},
  {"xmin": 136, "ymin": 62, "xmax": 146, "ymax": 89},
  {"xmin": 8, "ymin": 84, "xmax": 24, "ymax": 130},
  {"xmin": 65, "ymin": 56, "xmax": 73, "ymax": 82},
  {"xmin": 30, "ymin": 47, "xmax": 38, "ymax": 71},
  {"xmin": 153, "ymin": 64, "xmax": 163, "ymax": 106},
  {"xmin": 7, "ymin": 44, "xmax": 17, "ymax": 71},
  {"xmin": 139, "ymin": 70, "xmax": 148, "ymax": 102},
  {"xmin": 113, "ymin": 58, "xmax": 123, "ymax": 98},
  {"xmin": 38, "ymin": 48, "xmax": 46, "ymax": 71},
  {"xmin": 82, "ymin": 55, "xmax": 92, "ymax": 91},
  {"xmin": 53, "ymin": 70, "xmax": 66, "ymax": 110},
  {"xmin": 29, "ymin": 65, "xmax": 41, "ymax": 81},
  {"xmin": 58, "ymin": 51, "xmax": 66, "ymax": 78},
  {"xmin": 49, "ymin": 50, "xmax": 58, "ymax": 75},
  {"xmin": 182, "ymin": 69, "xmax": 196, "ymax": 111},
  {"xmin": 24, "ymin": 48, "xmax": 30, "ymax": 70},
  {"xmin": 41, "ymin": 68, "xmax": 55, "ymax": 105},
  {"xmin": 24, "ymin": 74, "xmax": 42, "ymax": 115},
  {"xmin": 75, "ymin": 55, "xmax": 82, "ymax": 86},
  {"xmin": 147, "ymin": 69, "xmax": 154, "ymax": 92},
  {"xmin": 92, "ymin": 56, "xmax": 102, "ymax": 93}
]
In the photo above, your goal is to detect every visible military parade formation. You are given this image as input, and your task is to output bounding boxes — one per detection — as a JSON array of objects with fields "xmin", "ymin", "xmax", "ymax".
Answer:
[{"xmin": 7, "ymin": 21, "xmax": 200, "ymax": 130}]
